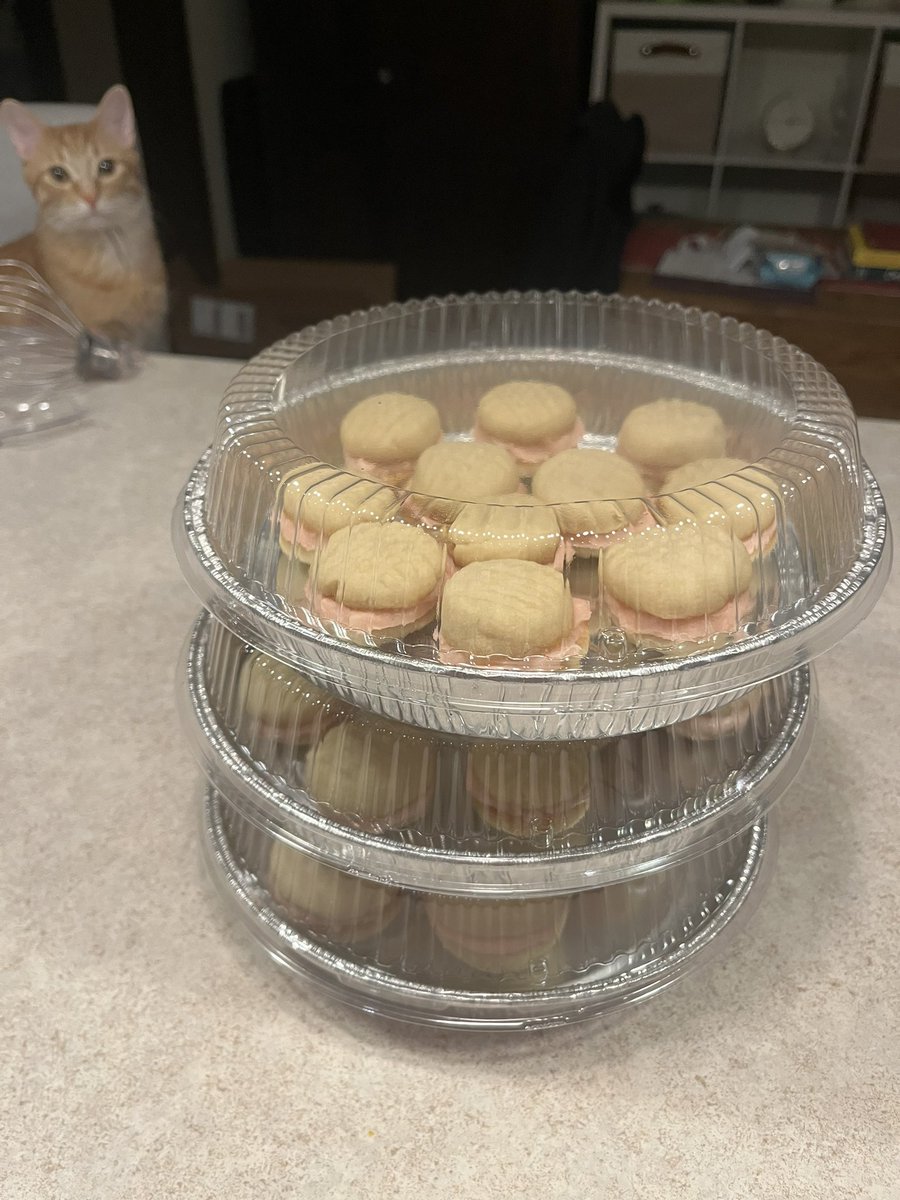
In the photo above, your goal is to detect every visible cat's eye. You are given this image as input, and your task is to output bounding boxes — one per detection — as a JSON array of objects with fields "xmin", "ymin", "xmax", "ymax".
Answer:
[
  {"xmin": 49, "ymin": 165, "xmax": 69, "ymax": 182},
  {"xmin": 97, "ymin": 159, "xmax": 115, "ymax": 175}
]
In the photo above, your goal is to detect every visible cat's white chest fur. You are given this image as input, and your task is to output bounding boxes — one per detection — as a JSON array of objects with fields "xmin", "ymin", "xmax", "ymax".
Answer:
[
  {"xmin": 93, "ymin": 229, "xmax": 136, "ymax": 275},
  {"xmin": 89, "ymin": 212, "xmax": 156, "ymax": 278}
]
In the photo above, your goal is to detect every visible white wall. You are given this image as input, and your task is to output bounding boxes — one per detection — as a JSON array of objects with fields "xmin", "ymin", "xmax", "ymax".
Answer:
[{"xmin": 183, "ymin": 0, "xmax": 252, "ymax": 264}]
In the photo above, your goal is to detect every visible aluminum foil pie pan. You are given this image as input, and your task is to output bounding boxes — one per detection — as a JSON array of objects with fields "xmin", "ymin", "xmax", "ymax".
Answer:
[
  {"xmin": 202, "ymin": 786, "xmax": 772, "ymax": 1031},
  {"xmin": 176, "ymin": 452, "xmax": 884, "ymax": 739},
  {"xmin": 182, "ymin": 611, "xmax": 811, "ymax": 894}
]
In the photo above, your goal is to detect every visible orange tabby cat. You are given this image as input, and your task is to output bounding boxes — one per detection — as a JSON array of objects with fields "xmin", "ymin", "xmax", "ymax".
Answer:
[{"xmin": 0, "ymin": 85, "xmax": 166, "ymax": 347}]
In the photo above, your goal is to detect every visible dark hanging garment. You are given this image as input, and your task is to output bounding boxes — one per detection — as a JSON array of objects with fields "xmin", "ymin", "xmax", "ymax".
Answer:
[{"xmin": 521, "ymin": 100, "xmax": 645, "ymax": 295}]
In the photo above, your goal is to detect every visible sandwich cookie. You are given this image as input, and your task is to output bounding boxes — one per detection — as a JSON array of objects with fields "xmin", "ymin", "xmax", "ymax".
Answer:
[
  {"xmin": 466, "ymin": 740, "xmax": 592, "ymax": 838},
  {"xmin": 340, "ymin": 391, "xmax": 442, "ymax": 486},
  {"xmin": 437, "ymin": 559, "xmax": 591, "ymax": 669},
  {"xmin": 424, "ymin": 893, "xmax": 571, "ymax": 975},
  {"xmin": 602, "ymin": 724, "xmax": 724, "ymax": 819},
  {"xmin": 306, "ymin": 716, "xmax": 438, "ymax": 831},
  {"xmin": 602, "ymin": 521, "xmax": 755, "ymax": 653},
  {"xmin": 473, "ymin": 380, "xmax": 584, "ymax": 476},
  {"xmin": 447, "ymin": 493, "xmax": 563, "ymax": 573},
  {"xmin": 278, "ymin": 463, "xmax": 398, "ymax": 562},
  {"xmin": 267, "ymin": 839, "xmax": 403, "ymax": 945},
  {"xmin": 531, "ymin": 448, "xmax": 655, "ymax": 555},
  {"xmin": 308, "ymin": 521, "xmax": 443, "ymax": 643},
  {"xmin": 660, "ymin": 457, "xmax": 778, "ymax": 558},
  {"xmin": 406, "ymin": 441, "xmax": 521, "ymax": 526},
  {"xmin": 235, "ymin": 649, "xmax": 344, "ymax": 753},
  {"xmin": 617, "ymin": 399, "xmax": 727, "ymax": 484}
]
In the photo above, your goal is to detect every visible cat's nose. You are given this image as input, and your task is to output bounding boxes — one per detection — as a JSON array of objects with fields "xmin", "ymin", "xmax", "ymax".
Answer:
[{"xmin": 77, "ymin": 189, "xmax": 97, "ymax": 209}]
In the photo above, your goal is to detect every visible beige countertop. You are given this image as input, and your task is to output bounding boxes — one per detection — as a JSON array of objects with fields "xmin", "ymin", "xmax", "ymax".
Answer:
[{"xmin": 2, "ymin": 354, "xmax": 898, "ymax": 1199}]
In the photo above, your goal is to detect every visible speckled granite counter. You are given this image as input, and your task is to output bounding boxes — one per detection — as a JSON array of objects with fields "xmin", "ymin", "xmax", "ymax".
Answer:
[{"xmin": 2, "ymin": 355, "xmax": 897, "ymax": 1198}]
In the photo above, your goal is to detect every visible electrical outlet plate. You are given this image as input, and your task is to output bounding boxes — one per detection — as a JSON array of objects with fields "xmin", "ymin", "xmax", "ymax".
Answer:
[{"xmin": 190, "ymin": 296, "xmax": 256, "ymax": 344}]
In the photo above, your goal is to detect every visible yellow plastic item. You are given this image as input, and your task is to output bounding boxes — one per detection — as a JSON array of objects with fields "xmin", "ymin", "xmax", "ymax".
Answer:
[{"xmin": 848, "ymin": 224, "xmax": 900, "ymax": 271}]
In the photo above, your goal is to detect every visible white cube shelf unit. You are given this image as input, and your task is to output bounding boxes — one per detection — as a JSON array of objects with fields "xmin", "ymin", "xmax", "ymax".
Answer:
[{"xmin": 591, "ymin": 2, "xmax": 900, "ymax": 227}]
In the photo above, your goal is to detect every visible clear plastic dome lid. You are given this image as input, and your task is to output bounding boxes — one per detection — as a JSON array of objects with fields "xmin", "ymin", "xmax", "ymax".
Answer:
[
  {"xmin": 182, "ymin": 612, "xmax": 812, "ymax": 895},
  {"xmin": 205, "ymin": 786, "xmax": 771, "ymax": 1029},
  {"xmin": 175, "ymin": 292, "xmax": 890, "ymax": 738}
]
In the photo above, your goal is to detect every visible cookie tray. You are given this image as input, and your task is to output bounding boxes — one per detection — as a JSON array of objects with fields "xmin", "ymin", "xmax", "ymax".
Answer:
[
  {"xmin": 182, "ymin": 610, "xmax": 812, "ymax": 895},
  {"xmin": 173, "ymin": 291, "xmax": 891, "ymax": 740},
  {"xmin": 175, "ymin": 453, "xmax": 886, "ymax": 740},
  {"xmin": 203, "ymin": 785, "xmax": 772, "ymax": 1031}
]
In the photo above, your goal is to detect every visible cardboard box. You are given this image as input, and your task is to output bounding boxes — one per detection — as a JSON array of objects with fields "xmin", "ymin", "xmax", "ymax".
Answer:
[{"xmin": 168, "ymin": 257, "xmax": 397, "ymax": 359}]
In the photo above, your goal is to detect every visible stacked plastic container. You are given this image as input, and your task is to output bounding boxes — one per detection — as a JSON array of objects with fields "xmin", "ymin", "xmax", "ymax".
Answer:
[{"xmin": 175, "ymin": 293, "xmax": 890, "ymax": 1030}]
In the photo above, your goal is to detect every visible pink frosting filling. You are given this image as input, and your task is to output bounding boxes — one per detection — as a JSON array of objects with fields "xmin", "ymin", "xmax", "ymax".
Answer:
[
  {"xmin": 280, "ymin": 511, "xmax": 321, "ymax": 553},
  {"xmin": 310, "ymin": 587, "xmax": 438, "ymax": 633},
  {"xmin": 344, "ymin": 453, "xmax": 417, "ymax": 480},
  {"xmin": 566, "ymin": 508, "xmax": 658, "ymax": 554},
  {"xmin": 473, "ymin": 418, "xmax": 585, "ymax": 464},
  {"xmin": 605, "ymin": 590, "xmax": 754, "ymax": 643},
  {"xmin": 742, "ymin": 519, "xmax": 777, "ymax": 558},
  {"xmin": 437, "ymin": 598, "xmax": 591, "ymax": 669},
  {"xmin": 415, "ymin": 510, "xmax": 450, "ymax": 530},
  {"xmin": 465, "ymin": 762, "xmax": 587, "ymax": 827}
]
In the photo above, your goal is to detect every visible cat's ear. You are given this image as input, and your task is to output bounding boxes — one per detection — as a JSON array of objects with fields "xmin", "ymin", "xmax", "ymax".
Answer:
[
  {"xmin": 0, "ymin": 99, "xmax": 45, "ymax": 161},
  {"xmin": 94, "ymin": 85, "xmax": 136, "ymax": 149}
]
